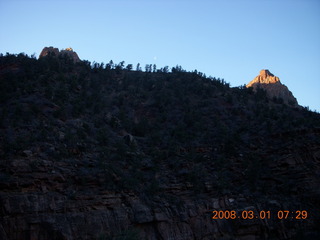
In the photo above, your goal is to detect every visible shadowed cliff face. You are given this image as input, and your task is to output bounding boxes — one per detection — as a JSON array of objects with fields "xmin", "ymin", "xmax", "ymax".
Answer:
[
  {"xmin": 247, "ymin": 70, "xmax": 298, "ymax": 106},
  {"xmin": 39, "ymin": 46, "xmax": 80, "ymax": 63},
  {"xmin": 0, "ymin": 53, "xmax": 320, "ymax": 240},
  {"xmin": 1, "ymin": 133, "xmax": 319, "ymax": 240}
]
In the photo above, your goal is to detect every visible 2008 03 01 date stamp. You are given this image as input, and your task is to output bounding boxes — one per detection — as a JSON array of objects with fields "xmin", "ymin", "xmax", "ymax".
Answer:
[{"xmin": 212, "ymin": 210, "xmax": 308, "ymax": 220}]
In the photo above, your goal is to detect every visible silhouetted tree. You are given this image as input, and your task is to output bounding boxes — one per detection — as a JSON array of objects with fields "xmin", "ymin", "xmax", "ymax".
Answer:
[
  {"xmin": 172, "ymin": 65, "xmax": 184, "ymax": 73},
  {"xmin": 118, "ymin": 61, "xmax": 125, "ymax": 69},
  {"xmin": 106, "ymin": 60, "xmax": 113, "ymax": 70},
  {"xmin": 145, "ymin": 64, "xmax": 152, "ymax": 72},
  {"xmin": 136, "ymin": 63, "xmax": 141, "ymax": 71},
  {"xmin": 126, "ymin": 64, "xmax": 133, "ymax": 71}
]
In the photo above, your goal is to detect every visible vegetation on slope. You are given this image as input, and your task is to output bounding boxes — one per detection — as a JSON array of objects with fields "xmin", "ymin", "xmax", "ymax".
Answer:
[{"xmin": 0, "ymin": 52, "xmax": 319, "ymax": 196}]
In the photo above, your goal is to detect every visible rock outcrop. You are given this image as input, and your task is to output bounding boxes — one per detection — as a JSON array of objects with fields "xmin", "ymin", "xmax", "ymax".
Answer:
[
  {"xmin": 39, "ymin": 46, "xmax": 80, "ymax": 62},
  {"xmin": 247, "ymin": 69, "xmax": 298, "ymax": 106},
  {"xmin": 39, "ymin": 47, "xmax": 59, "ymax": 58}
]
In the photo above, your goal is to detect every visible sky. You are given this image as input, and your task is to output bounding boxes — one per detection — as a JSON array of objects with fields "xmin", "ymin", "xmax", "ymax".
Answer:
[{"xmin": 0, "ymin": 0, "xmax": 319, "ymax": 112}]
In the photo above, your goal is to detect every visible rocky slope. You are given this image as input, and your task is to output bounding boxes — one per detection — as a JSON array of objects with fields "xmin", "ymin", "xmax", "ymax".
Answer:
[
  {"xmin": 247, "ymin": 70, "xmax": 298, "ymax": 106},
  {"xmin": 0, "ymin": 52, "xmax": 319, "ymax": 240}
]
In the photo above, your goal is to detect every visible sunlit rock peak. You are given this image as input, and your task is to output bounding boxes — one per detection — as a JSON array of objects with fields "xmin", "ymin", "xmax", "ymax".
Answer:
[
  {"xmin": 247, "ymin": 69, "xmax": 298, "ymax": 106},
  {"xmin": 247, "ymin": 69, "xmax": 280, "ymax": 86}
]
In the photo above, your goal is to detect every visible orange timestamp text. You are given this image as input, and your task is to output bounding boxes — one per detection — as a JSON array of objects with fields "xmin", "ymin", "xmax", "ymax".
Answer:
[{"xmin": 212, "ymin": 210, "xmax": 308, "ymax": 220}]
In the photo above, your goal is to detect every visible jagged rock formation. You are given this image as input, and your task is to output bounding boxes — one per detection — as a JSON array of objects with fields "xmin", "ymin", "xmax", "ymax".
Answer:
[
  {"xmin": 39, "ymin": 47, "xmax": 59, "ymax": 57},
  {"xmin": 39, "ymin": 46, "xmax": 80, "ymax": 62},
  {"xmin": 247, "ymin": 69, "xmax": 298, "ymax": 106}
]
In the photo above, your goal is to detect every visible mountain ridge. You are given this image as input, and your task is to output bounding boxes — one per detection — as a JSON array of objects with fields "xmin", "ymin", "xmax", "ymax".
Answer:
[{"xmin": 0, "ymin": 51, "xmax": 319, "ymax": 240}]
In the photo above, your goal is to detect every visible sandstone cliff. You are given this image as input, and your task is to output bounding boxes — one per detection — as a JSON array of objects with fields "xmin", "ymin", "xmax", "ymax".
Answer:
[
  {"xmin": 39, "ymin": 46, "xmax": 80, "ymax": 62},
  {"xmin": 247, "ymin": 70, "xmax": 298, "ymax": 106}
]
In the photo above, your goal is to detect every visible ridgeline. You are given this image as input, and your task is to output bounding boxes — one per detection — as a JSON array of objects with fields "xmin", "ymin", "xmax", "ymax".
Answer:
[{"xmin": 0, "ymin": 50, "xmax": 319, "ymax": 240}]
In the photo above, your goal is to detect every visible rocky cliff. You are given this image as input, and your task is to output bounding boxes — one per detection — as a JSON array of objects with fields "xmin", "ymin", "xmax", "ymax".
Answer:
[
  {"xmin": 246, "ymin": 70, "xmax": 298, "ymax": 106},
  {"xmin": 1, "ymin": 133, "xmax": 319, "ymax": 240},
  {"xmin": 39, "ymin": 47, "xmax": 80, "ymax": 62},
  {"xmin": 0, "ymin": 53, "xmax": 319, "ymax": 240}
]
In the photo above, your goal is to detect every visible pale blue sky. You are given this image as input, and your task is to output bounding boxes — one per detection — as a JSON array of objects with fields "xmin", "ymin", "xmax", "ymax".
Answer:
[{"xmin": 1, "ymin": 0, "xmax": 319, "ymax": 112}]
